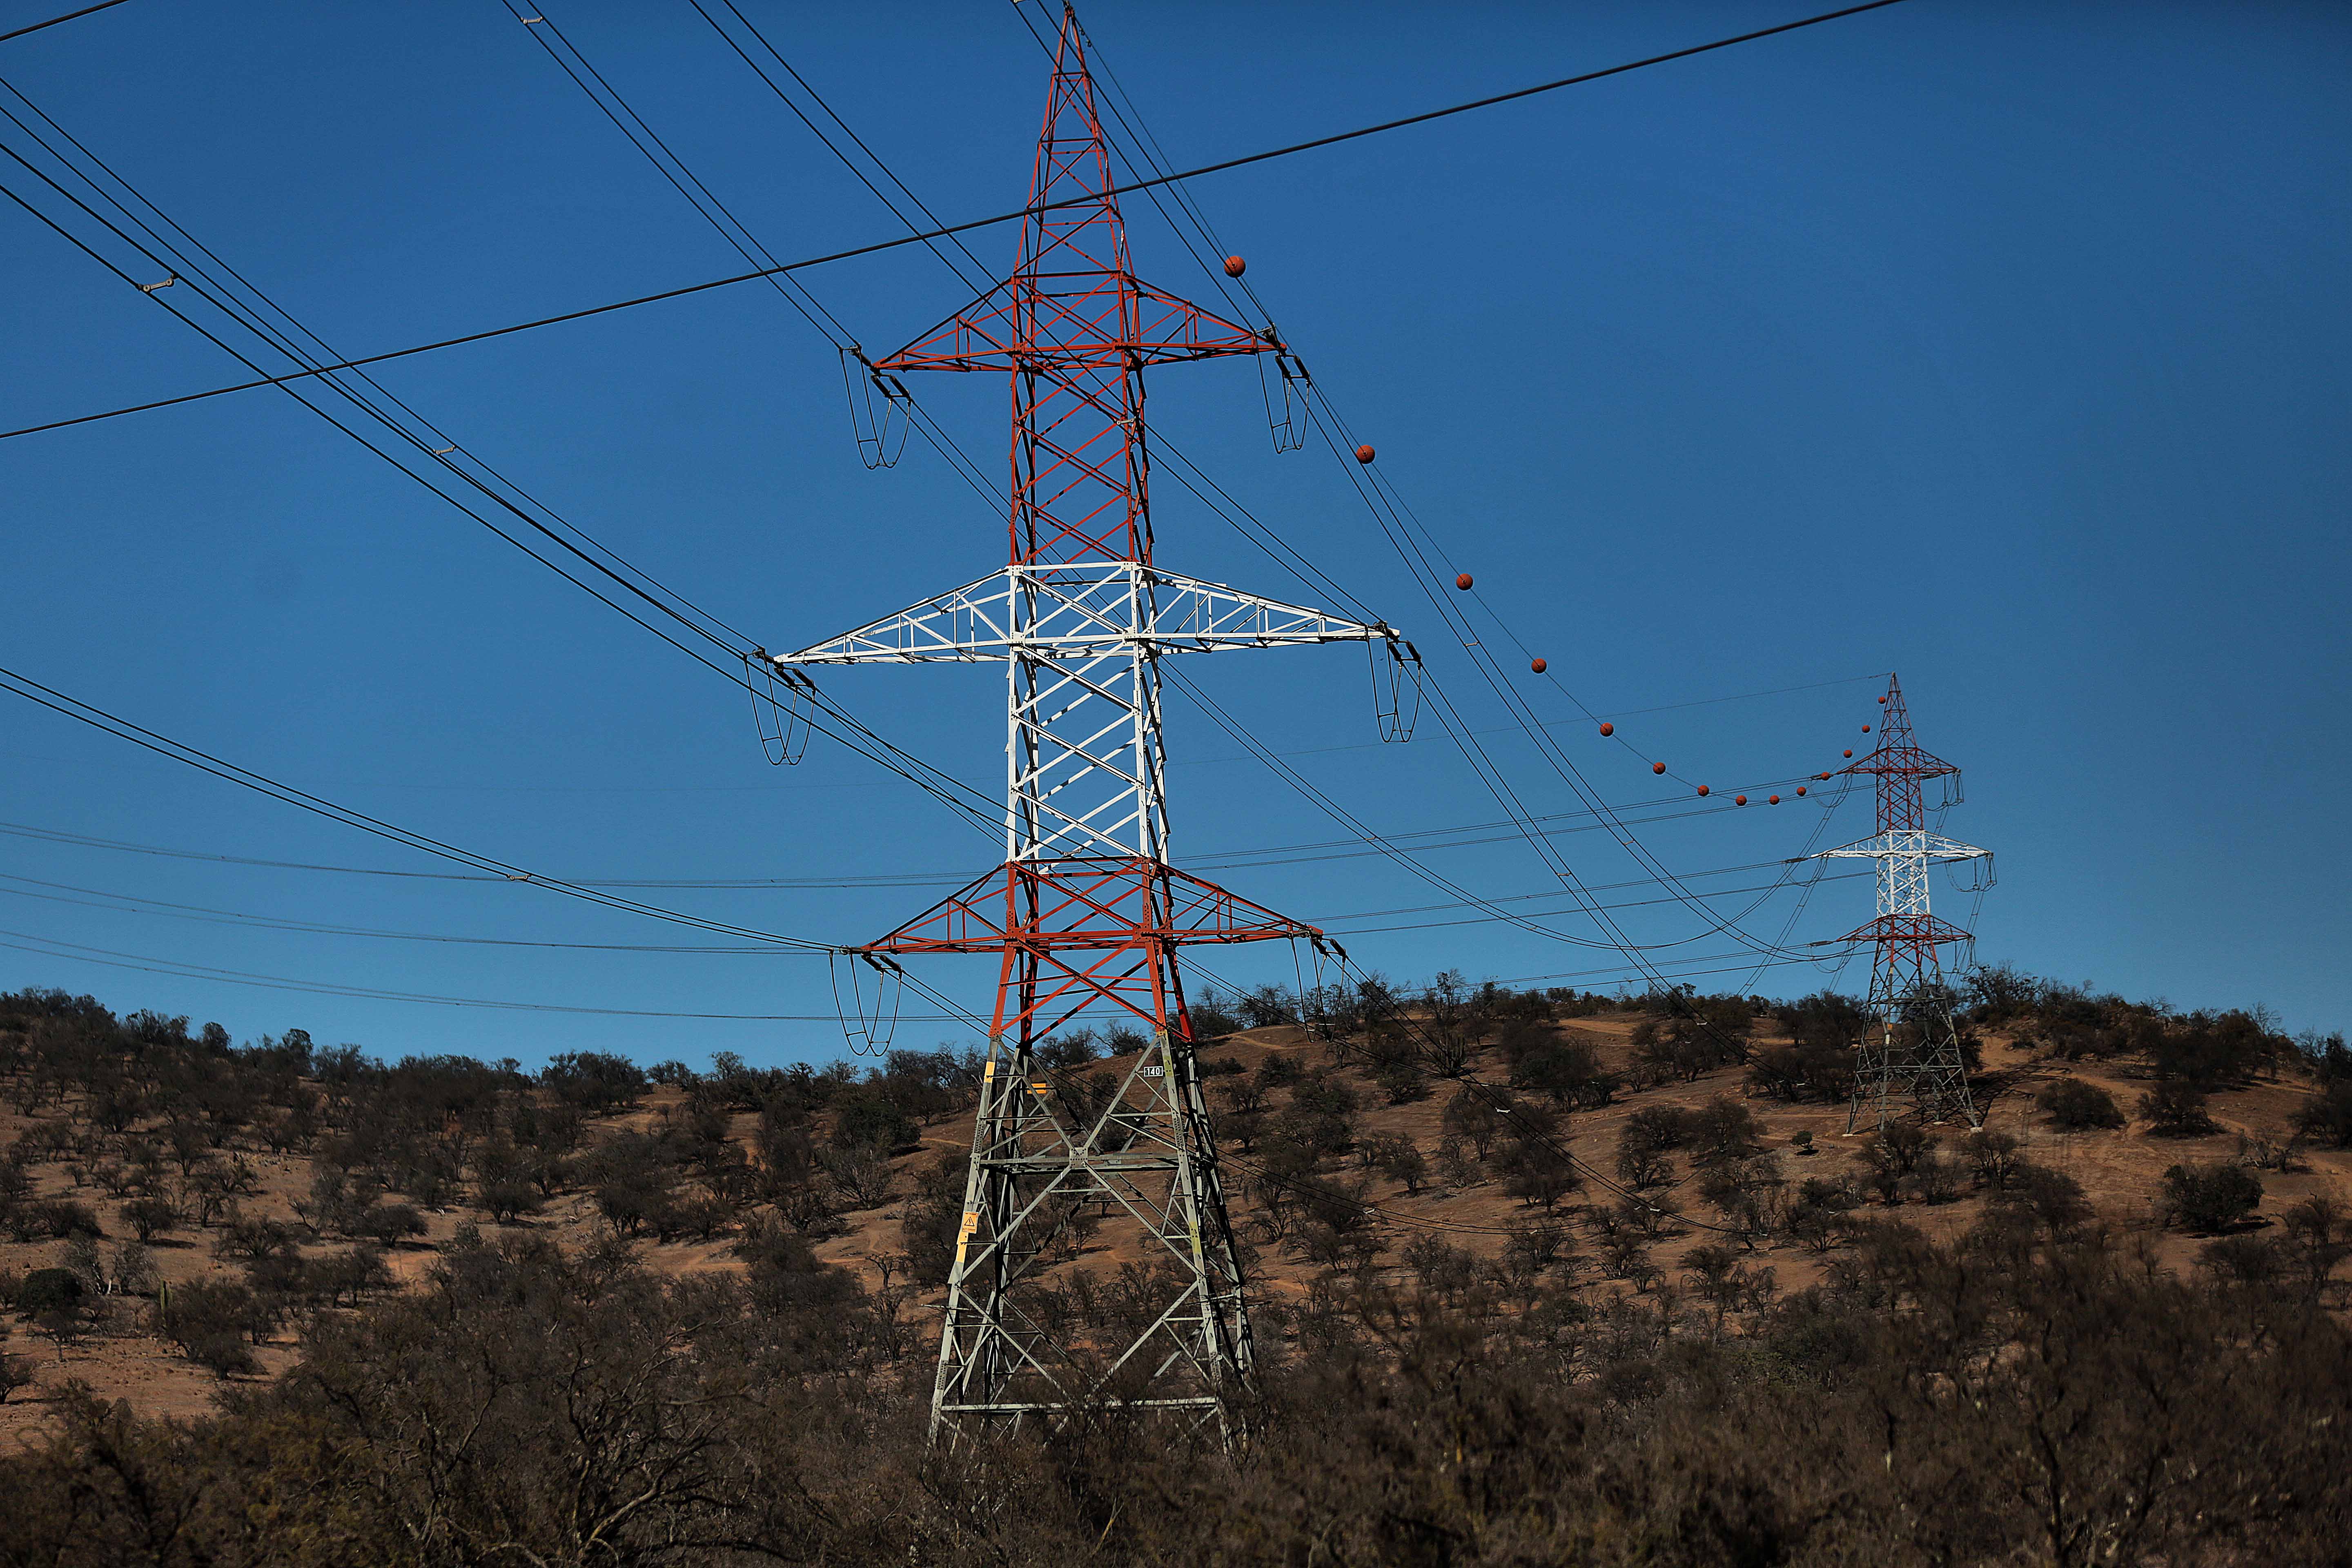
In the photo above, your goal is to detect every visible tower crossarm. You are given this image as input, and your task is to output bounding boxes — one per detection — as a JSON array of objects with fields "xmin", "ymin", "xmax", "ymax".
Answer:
[
  {"xmin": 866, "ymin": 858, "xmax": 1321, "ymax": 958},
  {"xmin": 1827, "ymin": 912, "xmax": 1979, "ymax": 949},
  {"xmin": 1841, "ymin": 744, "xmax": 1958, "ymax": 780},
  {"xmin": 769, "ymin": 562, "xmax": 1395, "ymax": 666},
  {"xmin": 877, "ymin": 274, "xmax": 1276, "ymax": 375},
  {"xmin": 1815, "ymin": 831, "xmax": 1990, "ymax": 863}
]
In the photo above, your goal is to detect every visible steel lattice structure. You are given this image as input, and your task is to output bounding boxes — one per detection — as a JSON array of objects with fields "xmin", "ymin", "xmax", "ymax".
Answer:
[
  {"xmin": 1815, "ymin": 675, "xmax": 1991, "ymax": 1130},
  {"xmin": 772, "ymin": 7, "xmax": 1395, "ymax": 1444}
]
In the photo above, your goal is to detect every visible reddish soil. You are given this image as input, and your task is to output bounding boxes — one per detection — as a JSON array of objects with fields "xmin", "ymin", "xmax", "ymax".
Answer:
[{"xmin": 4, "ymin": 1018, "xmax": 2343, "ymax": 1443}]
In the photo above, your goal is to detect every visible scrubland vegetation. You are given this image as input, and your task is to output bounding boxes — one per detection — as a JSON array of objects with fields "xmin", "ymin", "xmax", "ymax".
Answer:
[{"xmin": 0, "ymin": 969, "xmax": 2348, "ymax": 1566}]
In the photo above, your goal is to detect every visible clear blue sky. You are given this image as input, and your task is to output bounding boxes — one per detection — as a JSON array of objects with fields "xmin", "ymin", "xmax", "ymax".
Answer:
[{"xmin": 2, "ymin": 0, "xmax": 2345, "ymax": 1067}]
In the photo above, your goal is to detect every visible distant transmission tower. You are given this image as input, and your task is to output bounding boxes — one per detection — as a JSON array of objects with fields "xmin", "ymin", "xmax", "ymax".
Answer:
[
  {"xmin": 1817, "ymin": 674, "xmax": 1991, "ymax": 1130},
  {"xmin": 771, "ymin": 7, "xmax": 1396, "ymax": 1443}
]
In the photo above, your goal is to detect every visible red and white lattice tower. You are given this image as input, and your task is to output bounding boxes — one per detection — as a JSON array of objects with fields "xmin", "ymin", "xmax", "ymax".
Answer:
[
  {"xmin": 771, "ymin": 7, "xmax": 1395, "ymax": 1442},
  {"xmin": 1815, "ymin": 675, "xmax": 1990, "ymax": 1130}
]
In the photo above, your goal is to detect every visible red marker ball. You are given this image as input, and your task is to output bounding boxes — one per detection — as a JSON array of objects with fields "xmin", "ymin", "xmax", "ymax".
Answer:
[
  {"xmin": 1355, "ymin": 443, "xmax": 1376, "ymax": 464},
  {"xmin": 1599, "ymin": 722, "xmax": 1615, "ymax": 737},
  {"xmin": 1877, "ymin": 695, "xmax": 1887, "ymax": 704},
  {"xmin": 1529, "ymin": 657, "xmax": 1547, "ymax": 674},
  {"xmin": 1796, "ymin": 786, "xmax": 1807, "ymax": 797},
  {"xmin": 1454, "ymin": 572, "xmax": 1473, "ymax": 590},
  {"xmin": 1862, "ymin": 724, "xmax": 1872, "ymax": 733},
  {"xmin": 1768, "ymin": 795, "xmax": 1781, "ymax": 805},
  {"xmin": 1843, "ymin": 749, "xmax": 1853, "ymax": 758},
  {"xmin": 1696, "ymin": 784, "xmax": 1711, "ymax": 797},
  {"xmin": 1734, "ymin": 795, "xmax": 1748, "ymax": 806},
  {"xmin": 1652, "ymin": 761, "xmax": 1666, "ymax": 775},
  {"xmin": 1223, "ymin": 254, "xmax": 1247, "ymax": 278}
]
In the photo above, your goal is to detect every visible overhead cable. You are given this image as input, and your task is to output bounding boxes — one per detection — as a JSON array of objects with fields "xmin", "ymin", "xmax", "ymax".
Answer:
[
  {"xmin": 0, "ymin": 928, "xmax": 957, "ymax": 1019},
  {"xmin": 779, "ymin": 27, "xmax": 1817, "ymax": 973},
  {"xmin": 1018, "ymin": 36, "xmax": 1838, "ymax": 1052},
  {"xmin": 1, "ymin": 0, "xmax": 1915, "ymax": 443},
  {"xmin": 0, "ymin": 662, "xmax": 838, "ymax": 951},
  {"xmin": 454, "ymin": 11, "xmax": 1848, "ymax": 978},
  {"xmin": 0, "ymin": 871, "xmax": 780, "ymax": 953},
  {"xmin": 0, "ymin": 87, "xmax": 1002, "ymax": 836},
  {"xmin": 0, "ymin": 858, "xmax": 1866, "ymax": 954},
  {"xmin": 504, "ymin": 0, "xmax": 1004, "ymax": 507},
  {"xmin": 0, "ymin": 791, "xmax": 1828, "ymax": 890},
  {"xmin": 989, "ymin": 13, "xmax": 1829, "ymax": 977},
  {"xmin": 0, "ymin": 0, "xmax": 129, "ymax": 46}
]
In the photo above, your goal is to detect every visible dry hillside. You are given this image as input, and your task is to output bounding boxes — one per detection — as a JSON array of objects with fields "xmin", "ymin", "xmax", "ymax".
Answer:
[{"xmin": 4, "ymin": 978, "xmax": 2346, "ymax": 1443}]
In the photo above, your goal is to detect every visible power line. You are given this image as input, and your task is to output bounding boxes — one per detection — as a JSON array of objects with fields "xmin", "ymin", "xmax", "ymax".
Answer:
[
  {"xmin": 1321, "ymin": 872, "xmax": 1870, "ymax": 941},
  {"xmin": 0, "ymin": 928, "xmax": 956, "ymax": 1020},
  {"xmin": 0, "ymin": 817, "xmax": 957, "ymax": 889},
  {"xmin": 5, "ymin": 8, "xmax": 1893, "ymax": 1039},
  {"xmin": 996, "ymin": 9, "xmax": 1843, "ymax": 975},
  {"xmin": 1008, "ymin": 2, "xmax": 1267, "ymax": 334},
  {"xmin": 0, "ymin": 808, "xmax": 1865, "ymax": 949},
  {"xmin": 689, "ymin": 0, "xmax": 997, "ymax": 295},
  {"xmin": 505, "ymin": 0, "xmax": 1005, "ymax": 509},
  {"xmin": 0, "ymin": 85, "xmax": 1004, "ymax": 835},
  {"xmin": 0, "ymin": 0, "xmax": 129, "ymax": 46},
  {"xmin": 748, "ymin": 5, "xmax": 1860, "ymax": 1234},
  {"xmin": 497, "ymin": 0, "xmax": 1637, "ymax": 968},
  {"xmin": 0, "ymin": 780, "xmax": 1834, "ymax": 889},
  {"xmin": 1, "ymin": 0, "xmax": 1915, "ymax": 444},
  {"xmin": 1023, "ymin": 44, "xmax": 1836, "ymax": 1059},
  {"xmin": 1312, "ymin": 858, "xmax": 1838, "ymax": 924},
  {"xmin": 1158, "ymin": 348, "xmax": 1829, "ymax": 1022},
  {"xmin": 1169, "ymin": 664, "xmax": 1714, "ymax": 956},
  {"xmin": 981, "ymin": 18, "xmax": 1772, "ymax": 979},
  {"xmin": 1, "ymin": 172, "xmax": 1847, "ymax": 954},
  {"xmin": 506, "ymin": 0, "xmax": 855, "ymax": 343},
  {"xmin": 0, "ymin": 814, "xmax": 1859, "ymax": 940},
  {"xmin": 0, "ymin": 662, "xmax": 1885, "ymax": 789},
  {"xmin": 1002, "ymin": 18, "xmax": 1862, "ymax": 998},
  {"xmin": 9, "ymin": 2, "xmax": 1891, "ymax": 982},
  {"xmin": 0, "ymin": 855, "xmax": 1867, "ymax": 956},
  {"xmin": 0, "ymin": 662, "xmax": 838, "ymax": 951},
  {"xmin": 0, "ymin": 77, "xmax": 755, "ymax": 657},
  {"xmin": 1298, "ymin": 398, "xmax": 1820, "ymax": 965},
  {"xmin": 1283, "ymin": 412, "xmax": 1835, "ymax": 1077},
  {"xmin": 0, "ymin": 871, "xmax": 778, "ymax": 953}
]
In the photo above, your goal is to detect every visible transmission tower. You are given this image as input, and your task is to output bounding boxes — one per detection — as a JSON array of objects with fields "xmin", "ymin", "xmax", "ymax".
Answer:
[
  {"xmin": 770, "ymin": 7, "xmax": 1396, "ymax": 1444},
  {"xmin": 1816, "ymin": 674, "xmax": 1991, "ymax": 1131}
]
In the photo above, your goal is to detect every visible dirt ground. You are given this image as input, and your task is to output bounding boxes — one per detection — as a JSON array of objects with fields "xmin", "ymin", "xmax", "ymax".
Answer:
[{"xmin": 4, "ymin": 1018, "xmax": 2344, "ymax": 1442}]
